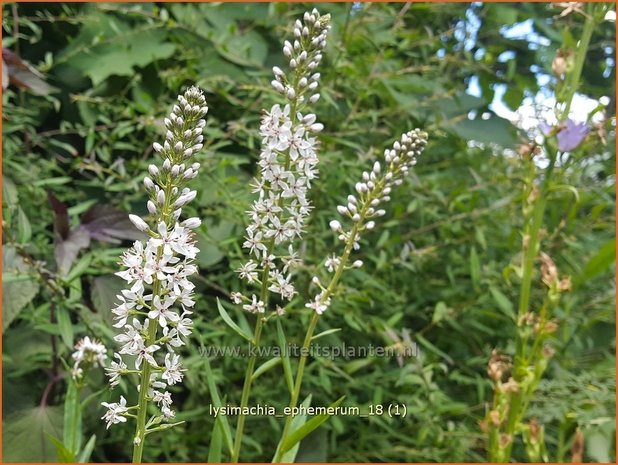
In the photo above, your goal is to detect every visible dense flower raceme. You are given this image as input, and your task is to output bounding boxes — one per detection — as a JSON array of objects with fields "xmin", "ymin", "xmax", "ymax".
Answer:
[
  {"xmin": 307, "ymin": 129, "xmax": 429, "ymax": 314},
  {"xmin": 71, "ymin": 336, "xmax": 107, "ymax": 379},
  {"xmin": 102, "ymin": 87, "xmax": 207, "ymax": 430},
  {"xmin": 234, "ymin": 9, "xmax": 331, "ymax": 311}
]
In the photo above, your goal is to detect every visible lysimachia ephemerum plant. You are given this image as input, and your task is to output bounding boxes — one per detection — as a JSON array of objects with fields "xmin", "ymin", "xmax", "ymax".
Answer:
[
  {"xmin": 229, "ymin": 9, "xmax": 331, "ymax": 463},
  {"xmin": 273, "ymin": 129, "xmax": 428, "ymax": 462},
  {"xmin": 102, "ymin": 86, "xmax": 208, "ymax": 463}
]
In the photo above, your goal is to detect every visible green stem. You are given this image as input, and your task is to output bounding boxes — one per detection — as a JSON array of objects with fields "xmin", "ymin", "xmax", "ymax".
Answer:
[
  {"xmin": 231, "ymin": 316, "xmax": 265, "ymax": 462},
  {"xmin": 132, "ymin": 317, "xmax": 158, "ymax": 463},
  {"xmin": 562, "ymin": 5, "xmax": 596, "ymax": 119},
  {"xmin": 275, "ymin": 220, "xmax": 362, "ymax": 462},
  {"xmin": 231, "ymin": 243, "xmax": 273, "ymax": 463}
]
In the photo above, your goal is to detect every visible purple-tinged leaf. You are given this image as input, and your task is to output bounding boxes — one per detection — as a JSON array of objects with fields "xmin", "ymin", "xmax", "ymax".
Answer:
[
  {"xmin": 80, "ymin": 204, "xmax": 146, "ymax": 243},
  {"xmin": 47, "ymin": 191, "xmax": 70, "ymax": 239},
  {"xmin": 54, "ymin": 226, "xmax": 90, "ymax": 276}
]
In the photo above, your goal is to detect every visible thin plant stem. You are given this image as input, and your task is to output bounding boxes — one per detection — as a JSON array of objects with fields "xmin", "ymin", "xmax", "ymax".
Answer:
[
  {"xmin": 488, "ymin": 6, "xmax": 598, "ymax": 460},
  {"xmin": 275, "ymin": 218, "xmax": 365, "ymax": 462},
  {"xmin": 131, "ymin": 314, "xmax": 158, "ymax": 463},
  {"xmin": 231, "ymin": 238, "xmax": 275, "ymax": 462},
  {"xmin": 562, "ymin": 5, "xmax": 596, "ymax": 119}
]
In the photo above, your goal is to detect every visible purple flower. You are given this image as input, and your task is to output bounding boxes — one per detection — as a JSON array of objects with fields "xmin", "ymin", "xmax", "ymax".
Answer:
[
  {"xmin": 556, "ymin": 119, "xmax": 588, "ymax": 152},
  {"xmin": 539, "ymin": 122, "xmax": 553, "ymax": 135}
]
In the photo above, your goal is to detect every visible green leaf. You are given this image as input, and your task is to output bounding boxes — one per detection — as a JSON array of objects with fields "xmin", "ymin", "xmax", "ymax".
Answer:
[
  {"xmin": 279, "ymin": 396, "xmax": 346, "ymax": 456},
  {"xmin": 77, "ymin": 435, "xmax": 96, "ymax": 463},
  {"xmin": 16, "ymin": 207, "xmax": 32, "ymax": 243},
  {"xmin": 415, "ymin": 333, "xmax": 453, "ymax": 364},
  {"xmin": 207, "ymin": 416, "xmax": 224, "ymax": 463},
  {"xmin": 48, "ymin": 434, "xmax": 75, "ymax": 463},
  {"xmin": 3, "ymin": 406, "xmax": 64, "ymax": 462},
  {"xmin": 60, "ymin": 13, "xmax": 176, "ymax": 85},
  {"xmin": 32, "ymin": 176, "xmax": 72, "ymax": 187},
  {"xmin": 311, "ymin": 328, "xmax": 342, "ymax": 341},
  {"xmin": 63, "ymin": 380, "xmax": 82, "ymax": 455},
  {"xmin": 203, "ymin": 356, "xmax": 234, "ymax": 456},
  {"xmin": 2, "ymin": 246, "xmax": 39, "ymax": 332},
  {"xmin": 577, "ymin": 239, "xmax": 616, "ymax": 286},
  {"xmin": 65, "ymin": 254, "xmax": 92, "ymax": 283},
  {"xmin": 251, "ymin": 357, "xmax": 282, "ymax": 382},
  {"xmin": 217, "ymin": 298, "xmax": 253, "ymax": 343},
  {"xmin": 56, "ymin": 305, "xmax": 74, "ymax": 349},
  {"xmin": 273, "ymin": 395, "xmax": 312, "ymax": 463},
  {"xmin": 432, "ymin": 301, "xmax": 450, "ymax": 324},
  {"xmin": 449, "ymin": 113, "xmax": 517, "ymax": 147},
  {"xmin": 276, "ymin": 319, "xmax": 295, "ymax": 395},
  {"xmin": 470, "ymin": 246, "xmax": 481, "ymax": 291},
  {"xmin": 489, "ymin": 287, "xmax": 515, "ymax": 320},
  {"xmin": 196, "ymin": 232, "xmax": 225, "ymax": 268}
]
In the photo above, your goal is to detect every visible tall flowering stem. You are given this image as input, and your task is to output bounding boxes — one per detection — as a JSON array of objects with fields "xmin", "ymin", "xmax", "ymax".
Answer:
[
  {"xmin": 485, "ymin": 5, "xmax": 601, "ymax": 461},
  {"xmin": 274, "ymin": 129, "xmax": 428, "ymax": 462},
  {"xmin": 101, "ymin": 87, "xmax": 208, "ymax": 463},
  {"xmin": 230, "ymin": 10, "xmax": 331, "ymax": 463}
]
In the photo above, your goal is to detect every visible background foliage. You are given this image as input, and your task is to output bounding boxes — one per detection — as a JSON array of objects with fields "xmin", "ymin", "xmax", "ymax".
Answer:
[{"xmin": 2, "ymin": 2, "xmax": 615, "ymax": 462}]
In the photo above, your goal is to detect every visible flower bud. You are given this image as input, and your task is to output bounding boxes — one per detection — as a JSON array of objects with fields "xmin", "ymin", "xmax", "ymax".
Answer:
[
  {"xmin": 182, "ymin": 217, "xmax": 201, "ymax": 229},
  {"xmin": 329, "ymin": 220, "xmax": 342, "ymax": 231},
  {"xmin": 157, "ymin": 190, "xmax": 166, "ymax": 205},
  {"xmin": 129, "ymin": 214, "xmax": 149, "ymax": 232},
  {"xmin": 271, "ymin": 80, "xmax": 285, "ymax": 93}
]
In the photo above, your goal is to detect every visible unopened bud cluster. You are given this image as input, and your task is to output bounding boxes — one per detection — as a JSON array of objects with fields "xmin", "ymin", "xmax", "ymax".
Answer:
[
  {"xmin": 271, "ymin": 9, "xmax": 330, "ymax": 107},
  {"xmin": 103, "ymin": 87, "xmax": 207, "ymax": 430},
  {"xmin": 307, "ymin": 129, "xmax": 428, "ymax": 314},
  {"xmin": 235, "ymin": 10, "xmax": 331, "ymax": 313}
]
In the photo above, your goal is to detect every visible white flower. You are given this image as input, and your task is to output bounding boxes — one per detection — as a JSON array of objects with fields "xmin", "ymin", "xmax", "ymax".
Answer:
[
  {"xmin": 162, "ymin": 353, "xmax": 184, "ymax": 385},
  {"xmin": 268, "ymin": 273, "xmax": 297, "ymax": 301},
  {"xmin": 237, "ymin": 260, "xmax": 259, "ymax": 283},
  {"xmin": 101, "ymin": 396, "xmax": 128, "ymax": 429},
  {"xmin": 175, "ymin": 312, "xmax": 193, "ymax": 338},
  {"xmin": 72, "ymin": 336, "xmax": 107, "ymax": 368},
  {"xmin": 152, "ymin": 390, "xmax": 173, "ymax": 409},
  {"xmin": 324, "ymin": 254, "xmax": 341, "ymax": 273},
  {"xmin": 231, "ymin": 292, "xmax": 243, "ymax": 304},
  {"xmin": 162, "ymin": 406, "xmax": 176, "ymax": 419},
  {"xmin": 305, "ymin": 291, "xmax": 331, "ymax": 315},
  {"xmin": 243, "ymin": 295, "xmax": 265, "ymax": 314},
  {"xmin": 150, "ymin": 222, "xmax": 178, "ymax": 257},
  {"xmin": 148, "ymin": 296, "xmax": 180, "ymax": 328},
  {"xmin": 135, "ymin": 344, "xmax": 160, "ymax": 369},
  {"xmin": 106, "ymin": 353, "xmax": 127, "ymax": 388}
]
